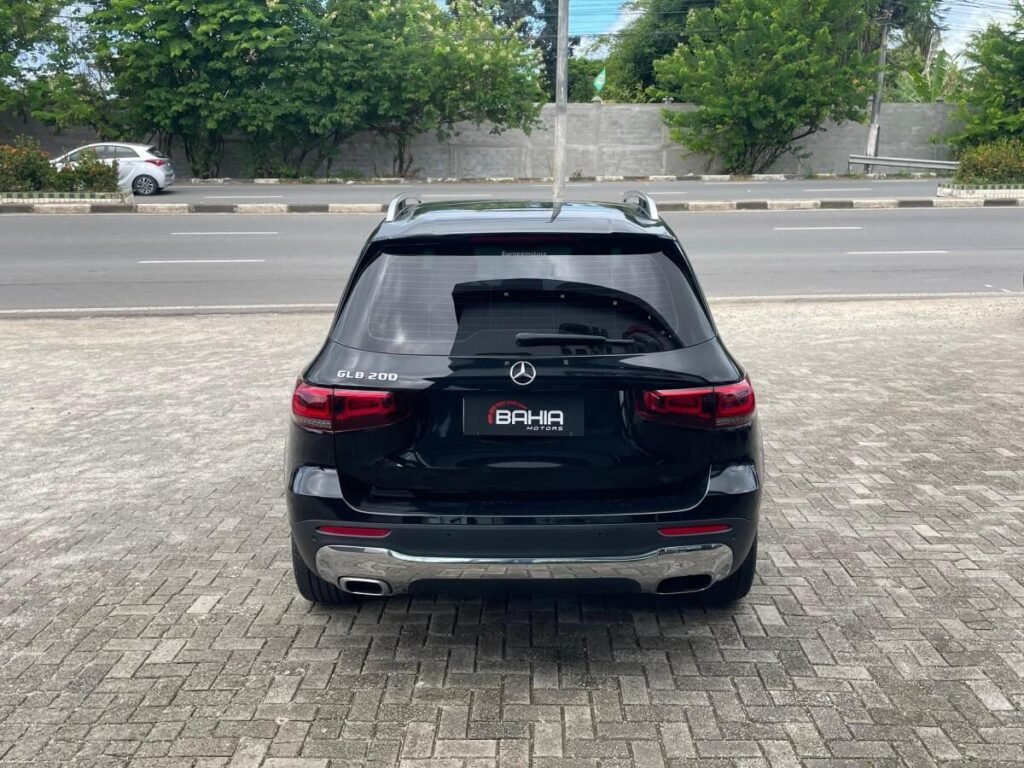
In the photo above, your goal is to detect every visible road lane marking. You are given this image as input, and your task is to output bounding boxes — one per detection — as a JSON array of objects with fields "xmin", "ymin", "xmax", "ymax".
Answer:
[
  {"xmin": 202, "ymin": 195, "xmax": 284, "ymax": 199},
  {"xmin": 775, "ymin": 226, "xmax": 863, "ymax": 231},
  {"xmin": 420, "ymin": 193, "xmax": 493, "ymax": 198},
  {"xmin": 805, "ymin": 188, "xmax": 873, "ymax": 192},
  {"xmin": 170, "ymin": 231, "xmax": 278, "ymax": 236},
  {"xmin": 847, "ymin": 250, "xmax": 948, "ymax": 255},
  {"xmin": 138, "ymin": 259, "xmax": 266, "ymax": 264}
]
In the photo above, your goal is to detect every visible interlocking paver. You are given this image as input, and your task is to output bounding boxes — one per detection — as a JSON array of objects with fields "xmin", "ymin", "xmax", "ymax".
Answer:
[{"xmin": 1, "ymin": 296, "xmax": 1022, "ymax": 766}]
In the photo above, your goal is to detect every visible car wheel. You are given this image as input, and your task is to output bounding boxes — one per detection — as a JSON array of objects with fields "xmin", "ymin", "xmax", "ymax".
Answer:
[
  {"xmin": 291, "ymin": 538, "xmax": 352, "ymax": 605},
  {"xmin": 132, "ymin": 174, "xmax": 159, "ymax": 196},
  {"xmin": 700, "ymin": 536, "xmax": 757, "ymax": 607}
]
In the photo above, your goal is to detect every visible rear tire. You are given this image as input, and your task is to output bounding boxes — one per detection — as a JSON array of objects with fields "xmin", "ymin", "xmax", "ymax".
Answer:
[
  {"xmin": 701, "ymin": 536, "xmax": 757, "ymax": 607},
  {"xmin": 291, "ymin": 538, "xmax": 352, "ymax": 605},
  {"xmin": 132, "ymin": 174, "xmax": 159, "ymax": 196}
]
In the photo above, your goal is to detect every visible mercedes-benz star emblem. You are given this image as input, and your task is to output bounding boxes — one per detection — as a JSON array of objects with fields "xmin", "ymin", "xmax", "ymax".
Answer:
[{"xmin": 510, "ymin": 360, "xmax": 537, "ymax": 386}]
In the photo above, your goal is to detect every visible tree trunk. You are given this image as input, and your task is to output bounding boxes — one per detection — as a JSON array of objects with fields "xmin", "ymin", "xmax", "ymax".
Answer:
[{"xmin": 394, "ymin": 133, "xmax": 415, "ymax": 178}]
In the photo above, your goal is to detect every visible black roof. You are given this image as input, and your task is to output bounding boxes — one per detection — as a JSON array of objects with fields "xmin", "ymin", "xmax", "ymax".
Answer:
[{"xmin": 370, "ymin": 200, "xmax": 673, "ymax": 242}]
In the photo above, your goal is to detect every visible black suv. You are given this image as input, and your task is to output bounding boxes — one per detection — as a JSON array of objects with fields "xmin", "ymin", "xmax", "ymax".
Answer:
[{"xmin": 287, "ymin": 194, "xmax": 762, "ymax": 605}]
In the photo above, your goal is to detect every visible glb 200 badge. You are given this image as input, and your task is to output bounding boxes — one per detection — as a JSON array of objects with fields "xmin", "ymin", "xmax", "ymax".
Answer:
[{"xmin": 336, "ymin": 370, "xmax": 399, "ymax": 382}]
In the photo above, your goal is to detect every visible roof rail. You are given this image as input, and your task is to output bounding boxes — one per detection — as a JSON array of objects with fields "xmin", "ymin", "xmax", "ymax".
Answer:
[
  {"xmin": 622, "ymin": 190, "xmax": 659, "ymax": 221},
  {"xmin": 385, "ymin": 194, "xmax": 420, "ymax": 222}
]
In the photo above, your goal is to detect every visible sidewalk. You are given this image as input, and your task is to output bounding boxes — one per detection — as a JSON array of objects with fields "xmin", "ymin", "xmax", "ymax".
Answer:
[{"xmin": 1, "ymin": 296, "xmax": 1022, "ymax": 766}]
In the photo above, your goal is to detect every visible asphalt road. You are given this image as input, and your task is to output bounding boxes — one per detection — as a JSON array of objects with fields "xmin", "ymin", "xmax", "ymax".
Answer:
[
  {"xmin": 159, "ymin": 177, "xmax": 951, "ymax": 205},
  {"xmin": 1, "ymin": 208, "xmax": 1021, "ymax": 311}
]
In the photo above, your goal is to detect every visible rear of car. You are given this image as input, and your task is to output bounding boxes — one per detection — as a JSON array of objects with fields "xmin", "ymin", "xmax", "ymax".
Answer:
[{"xmin": 287, "ymin": 200, "xmax": 761, "ymax": 604}]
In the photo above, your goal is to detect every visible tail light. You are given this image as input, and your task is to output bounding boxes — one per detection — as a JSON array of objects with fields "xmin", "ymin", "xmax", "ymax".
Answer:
[
  {"xmin": 146, "ymin": 158, "xmax": 168, "ymax": 167},
  {"xmin": 292, "ymin": 381, "xmax": 409, "ymax": 433},
  {"xmin": 638, "ymin": 378, "xmax": 755, "ymax": 428}
]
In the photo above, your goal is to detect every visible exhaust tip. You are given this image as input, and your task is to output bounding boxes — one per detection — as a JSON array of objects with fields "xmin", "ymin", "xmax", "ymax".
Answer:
[
  {"xmin": 656, "ymin": 574, "xmax": 713, "ymax": 595},
  {"xmin": 339, "ymin": 577, "xmax": 392, "ymax": 597}
]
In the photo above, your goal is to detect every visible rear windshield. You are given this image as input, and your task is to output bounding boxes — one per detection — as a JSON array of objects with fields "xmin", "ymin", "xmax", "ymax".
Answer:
[
  {"xmin": 333, "ymin": 245, "xmax": 714, "ymax": 356},
  {"xmin": 146, "ymin": 147, "xmax": 168, "ymax": 158}
]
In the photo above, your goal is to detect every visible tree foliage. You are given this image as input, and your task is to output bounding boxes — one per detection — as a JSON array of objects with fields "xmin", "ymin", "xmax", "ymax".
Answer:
[
  {"xmin": 24, "ymin": 0, "xmax": 542, "ymax": 178},
  {"xmin": 364, "ymin": 0, "xmax": 544, "ymax": 176},
  {"xmin": 82, "ymin": 0, "xmax": 330, "ymax": 176},
  {"xmin": 886, "ymin": 48, "xmax": 965, "ymax": 103},
  {"xmin": 455, "ymin": 0, "xmax": 576, "ymax": 100},
  {"xmin": 0, "ymin": 0, "xmax": 65, "ymax": 110},
  {"xmin": 655, "ymin": 0, "xmax": 874, "ymax": 173},
  {"xmin": 597, "ymin": 0, "xmax": 941, "ymax": 104},
  {"xmin": 953, "ymin": 2, "xmax": 1024, "ymax": 149},
  {"xmin": 568, "ymin": 57, "xmax": 606, "ymax": 102},
  {"xmin": 603, "ymin": 0, "xmax": 716, "ymax": 102}
]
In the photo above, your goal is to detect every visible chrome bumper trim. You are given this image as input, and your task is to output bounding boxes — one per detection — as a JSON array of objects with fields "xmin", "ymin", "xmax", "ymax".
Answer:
[{"xmin": 314, "ymin": 543, "xmax": 733, "ymax": 595}]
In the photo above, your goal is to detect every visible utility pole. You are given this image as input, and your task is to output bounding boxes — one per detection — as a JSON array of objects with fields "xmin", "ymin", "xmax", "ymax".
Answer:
[
  {"xmin": 552, "ymin": 0, "xmax": 569, "ymax": 201},
  {"xmin": 865, "ymin": 2, "xmax": 892, "ymax": 174}
]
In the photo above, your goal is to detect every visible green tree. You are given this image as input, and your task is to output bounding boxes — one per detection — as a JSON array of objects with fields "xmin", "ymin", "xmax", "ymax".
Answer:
[
  {"xmin": 20, "ymin": 11, "xmax": 128, "ymax": 139},
  {"xmin": 655, "ymin": 0, "xmax": 874, "ymax": 173},
  {"xmin": 456, "ymin": 0, "xmax": 577, "ymax": 100},
  {"xmin": 603, "ymin": 0, "xmax": 716, "ymax": 102},
  {"xmin": 953, "ymin": 2, "xmax": 1024, "ymax": 148},
  {"xmin": 887, "ymin": 48, "xmax": 965, "ymax": 103},
  {"xmin": 85, "ymin": 0, "xmax": 351, "ymax": 177},
  {"xmin": 0, "ymin": 0, "xmax": 64, "ymax": 110},
  {"xmin": 568, "ymin": 57, "xmax": 606, "ymax": 102},
  {"xmin": 236, "ymin": 0, "xmax": 373, "ymax": 176},
  {"xmin": 364, "ymin": 0, "xmax": 545, "ymax": 176}
]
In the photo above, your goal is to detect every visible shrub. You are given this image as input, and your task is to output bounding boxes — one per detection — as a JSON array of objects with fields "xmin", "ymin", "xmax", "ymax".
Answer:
[
  {"xmin": 0, "ymin": 136, "xmax": 119, "ymax": 193},
  {"xmin": 955, "ymin": 138, "xmax": 1024, "ymax": 185},
  {"xmin": 0, "ymin": 137, "xmax": 57, "ymax": 191},
  {"xmin": 54, "ymin": 152, "xmax": 119, "ymax": 193}
]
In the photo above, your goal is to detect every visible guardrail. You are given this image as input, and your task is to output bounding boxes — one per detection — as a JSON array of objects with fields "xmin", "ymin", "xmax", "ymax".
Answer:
[{"xmin": 848, "ymin": 154, "xmax": 959, "ymax": 173}]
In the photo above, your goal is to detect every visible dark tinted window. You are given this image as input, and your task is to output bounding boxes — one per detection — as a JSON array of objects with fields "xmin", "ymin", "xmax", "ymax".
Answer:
[
  {"xmin": 146, "ymin": 146, "xmax": 168, "ymax": 158},
  {"xmin": 334, "ymin": 245, "xmax": 713, "ymax": 356},
  {"xmin": 113, "ymin": 146, "xmax": 140, "ymax": 159}
]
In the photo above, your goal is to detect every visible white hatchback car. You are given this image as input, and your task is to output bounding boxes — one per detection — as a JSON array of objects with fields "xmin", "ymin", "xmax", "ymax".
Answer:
[{"xmin": 51, "ymin": 142, "xmax": 176, "ymax": 196}]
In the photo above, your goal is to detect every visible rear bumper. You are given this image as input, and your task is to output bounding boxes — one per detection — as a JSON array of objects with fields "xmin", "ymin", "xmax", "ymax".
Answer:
[
  {"xmin": 289, "ymin": 462, "xmax": 760, "ymax": 596},
  {"xmin": 316, "ymin": 542, "xmax": 733, "ymax": 596}
]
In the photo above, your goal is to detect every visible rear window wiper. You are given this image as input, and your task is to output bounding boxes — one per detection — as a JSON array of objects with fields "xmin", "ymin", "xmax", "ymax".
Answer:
[{"xmin": 515, "ymin": 333, "xmax": 638, "ymax": 348}]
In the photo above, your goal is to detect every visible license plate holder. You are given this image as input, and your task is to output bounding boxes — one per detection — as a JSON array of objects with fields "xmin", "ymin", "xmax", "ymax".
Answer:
[{"xmin": 463, "ymin": 393, "xmax": 584, "ymax": 437}]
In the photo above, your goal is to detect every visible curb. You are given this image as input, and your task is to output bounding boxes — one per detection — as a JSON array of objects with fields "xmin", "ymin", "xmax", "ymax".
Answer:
[
  {"xmin": 2, "ymin": 198, "xmax": 1022, "ymax": 215},
  {"xmin": 177, "ymin": 172, "xmax": 949, "ymax": 185}
]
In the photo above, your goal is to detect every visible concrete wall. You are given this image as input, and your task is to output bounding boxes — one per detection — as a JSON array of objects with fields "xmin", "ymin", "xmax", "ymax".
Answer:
[{"xmin": 1, "ymin": 102, "xmax": 961, "ymax": 179}]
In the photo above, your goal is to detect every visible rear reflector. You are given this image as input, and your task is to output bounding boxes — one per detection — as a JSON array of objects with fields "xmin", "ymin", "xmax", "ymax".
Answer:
[
  {"xmin": 317, "ymin": 526, "xmax": 391, "ymax": 538},
  {"xmin": 292, "ymin": 381, "xmax": 409, "ymax": 432},
  {"xmin": 659, "ymin": 524, "xmax": 731, "ymax": 537},
  {"xmin": 638, "ymin": 378, "xmax": 756, "ymax": 428}
]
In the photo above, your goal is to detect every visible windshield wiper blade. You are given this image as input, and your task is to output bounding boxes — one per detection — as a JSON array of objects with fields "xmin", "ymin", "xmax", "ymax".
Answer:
[{"xmin": 515, "ymin": 333, "xmax": 638, "ymax": 347}]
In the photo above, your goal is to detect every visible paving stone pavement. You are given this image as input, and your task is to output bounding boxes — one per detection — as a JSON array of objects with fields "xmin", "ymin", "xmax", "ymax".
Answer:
[{"xmin": 0, "ymin": 297, "xmax": 1022, "ymax": 768}]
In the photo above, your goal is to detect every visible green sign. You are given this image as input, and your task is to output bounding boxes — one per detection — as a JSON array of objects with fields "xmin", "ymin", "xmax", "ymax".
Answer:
[{"xmin": 594, "ymin": 67, "xmax": 606, "ymax": 94}]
